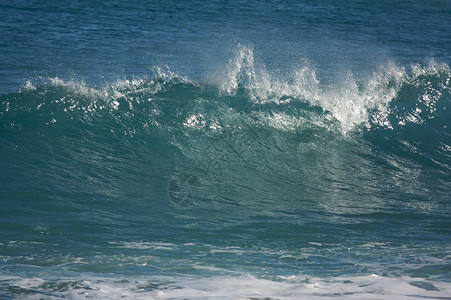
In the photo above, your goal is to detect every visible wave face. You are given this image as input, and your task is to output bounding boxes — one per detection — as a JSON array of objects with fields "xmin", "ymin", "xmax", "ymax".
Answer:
[{"xmin": 1, "ymin": 46, "xmax": 450, "ymax": 298}]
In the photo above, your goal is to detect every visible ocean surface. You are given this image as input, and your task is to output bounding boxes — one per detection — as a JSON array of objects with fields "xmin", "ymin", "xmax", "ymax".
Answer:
[{"xmin": 1, "ymin": 0, "xmax": 451, "ymax": 299}]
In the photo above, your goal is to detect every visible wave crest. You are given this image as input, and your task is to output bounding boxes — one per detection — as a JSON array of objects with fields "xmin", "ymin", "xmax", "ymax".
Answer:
[
  {"xmin": 205, "ymin": 45, "xmax": 450, "ymax": 133},
  {"xmin": 3, "ymin": 48, "xmax": 450, "ymax": 137}
]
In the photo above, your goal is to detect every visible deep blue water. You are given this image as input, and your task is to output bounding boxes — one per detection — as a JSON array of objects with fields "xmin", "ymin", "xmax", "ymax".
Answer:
[{"xmin": 1, "ymin": 1, "xmax": 450, "ymax": 299}]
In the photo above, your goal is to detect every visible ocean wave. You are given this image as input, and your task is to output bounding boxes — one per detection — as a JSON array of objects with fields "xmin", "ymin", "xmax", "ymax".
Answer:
[{"xmin": 1, "ymin": 48, "xmax": 449, "ymax": 201}]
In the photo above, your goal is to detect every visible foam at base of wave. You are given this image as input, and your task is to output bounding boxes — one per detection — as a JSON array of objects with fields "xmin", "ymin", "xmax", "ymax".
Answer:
[{"xmin": 2, "ymin": 274, "xmax": 450, "ymax": 300}]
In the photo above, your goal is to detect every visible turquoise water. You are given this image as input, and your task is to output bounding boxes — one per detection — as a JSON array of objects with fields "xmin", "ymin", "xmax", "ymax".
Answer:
[{"xmin": 1, "ymin": 1, "xmax": 450, "ymax": 299}]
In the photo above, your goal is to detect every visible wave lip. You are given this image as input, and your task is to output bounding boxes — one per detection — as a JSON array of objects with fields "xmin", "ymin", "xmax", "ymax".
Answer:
[
  {"xmin": 205, "ymin": 45, "xmax": 451, "ymax": 133},
  {"xmin": 3, "ymin": 45, "xmax": 450, "ymax": 135}
]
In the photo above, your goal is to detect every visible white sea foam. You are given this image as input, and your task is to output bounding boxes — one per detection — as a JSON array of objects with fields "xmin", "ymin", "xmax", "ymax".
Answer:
[
  {"xmin": 108, "ymin": 241, "xmax": 176, "ymax": 250},
  {"xmin": 22, "ymin": 80, "xmax": 37, "ymax": 91},
  {"xmin": 1, "ymin": 274, "xmax": 450, "ymax": 299},
  {"xmin": 21, "ymin": 65, "xmax": 186, "ymax": 107},
  {"xmin": 211, "ymin": 45, "xmax": 450, "ymax": 133}
]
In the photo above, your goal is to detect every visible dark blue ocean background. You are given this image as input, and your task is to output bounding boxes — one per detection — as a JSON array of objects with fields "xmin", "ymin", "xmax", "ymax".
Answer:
[{"xmin": 1, "ymin": 0, "xmax": 450, "ymax": 299}]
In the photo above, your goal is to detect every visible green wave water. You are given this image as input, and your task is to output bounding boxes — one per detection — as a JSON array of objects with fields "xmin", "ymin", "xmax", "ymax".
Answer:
[{"xmin": 0, "ymin": 50, "xmax": 450, "ymax": 298}]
